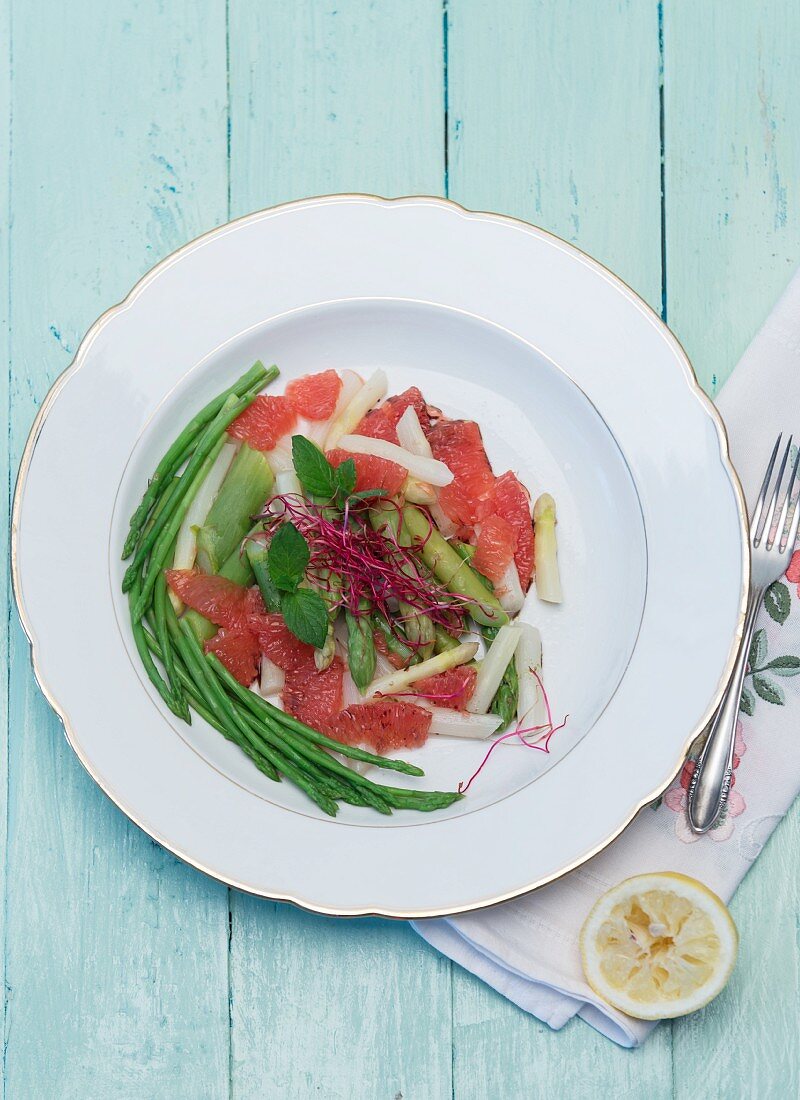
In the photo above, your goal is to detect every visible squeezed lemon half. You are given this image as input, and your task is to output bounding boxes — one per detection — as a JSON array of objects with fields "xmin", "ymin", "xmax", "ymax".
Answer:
[{"xmin": 579, "ymin": 872, "xmax": 738, "ymax": 1020}]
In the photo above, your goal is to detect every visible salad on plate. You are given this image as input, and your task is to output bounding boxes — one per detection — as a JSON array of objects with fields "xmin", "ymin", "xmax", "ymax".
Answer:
[{"xmin": 121, "ymin": 362, "xmax": 563, "ymax": 817}]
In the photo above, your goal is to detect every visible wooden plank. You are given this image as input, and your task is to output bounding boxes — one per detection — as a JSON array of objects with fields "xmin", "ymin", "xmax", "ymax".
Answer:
[
  {"xmin": 447, "ymin": 0, "xmax": 663, "ymax": 314},
  {"xmin": 230, "ymin": 903, "xmax": 453, "ymax": 1099},
  {"xmin": 446, "ymin": 1, "xmax": 675, "ymax": 1091},
  {"xmin": 227, "ymin": 0, "xmax": 445, "ymax": 215},
  {"xmin": 6, "ymin": 4, "xmax": 231, "ymax": 1096},
  {"xmin": 0, "ymin": 5, "xmax": 11, "ymax": 1095},
  {"xmin": 670, "ymin": 806, "xmax": 800, "ymax": 1097},
  {"xmin": 664, "ymin": 0, "xmax": 800, "ymax": 394},
  {"xmin": 226, "ymin": 4, "xmax": 452, "ymax": 1097},
  {"xmin": 451, "ymin": 967, "xmax": 673, "ymax": 1100},
  {"xmin": 665, "ymin": 3, "xmax": 800, "ymax": 1094}
]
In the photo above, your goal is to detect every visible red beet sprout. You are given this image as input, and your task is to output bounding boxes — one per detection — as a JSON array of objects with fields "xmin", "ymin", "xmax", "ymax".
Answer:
[
  {"xmin": 256, "ymin": 495, "xmax": 470, "ymax": 655},
  {"xmin": 457, "ymin": 670, "xmax": 568, "ymax": 794},
  {"xmin": 378, "ymin": 688, "xmax": 465, "ymax": 703}
]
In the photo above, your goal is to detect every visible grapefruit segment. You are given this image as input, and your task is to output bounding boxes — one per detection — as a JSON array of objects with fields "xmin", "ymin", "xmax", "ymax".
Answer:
[
  {"xmin": 324, "ymin": 699, "xmax": 432, "ymax": 753},
  {"xmin": 205, "ymin": 627, "xmax": 261, "ymax": 686},
  {"xmin": 327, "ymin": 448, "xmax": 407, "ymax": 496},
  {"xmin": 243, "ymin": 584, "xmax": 269, "ymax": 622},
  {"xmin": 492, "ymin": 471, "xmax": 534, "ymax": 585},
  {"xmin": 282, "ymin": 657, "xmax": 345, "ymax": 726},
  {"xmin": 428, "ymin": 420, "xmax": 496, "ymax": 528},
  {"xmin": 472, "ymin": 514, "xmax": 517, "ymax": 582},
  {"xmin": 413, "ymin": 666, "xmax": 477, "ymax": 710},
  {"xmin": 252, "ymin": 612, "xmax": 317, "ymax": 673},
  {"xmin": 164, "ymin": 569, "xmax": 248, "ymax": 629},
  {"xmin": 285, "ymin": 370, "xmax": 343, "ymax": 420},
  {"xmin": 228, "ymin": 395, "xmax": 298, "ymax": 451},
  {"xmin": 356, "ymin": 387, "xmax": 432, "ymax": 444}
]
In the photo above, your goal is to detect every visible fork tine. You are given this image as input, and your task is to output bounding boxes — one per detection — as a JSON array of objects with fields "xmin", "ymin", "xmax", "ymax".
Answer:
[
  {"xmin": 777, "ymin": 447, "xmax": 800, "ymax": 551},
  {"xmin": 751, "ymin": 433, "xmax": 782, "ymax": 539},
  {"xmin": 759, "ymin": 435, "xmax": 792, "ymax": 547},
  {"xmin": 786, "ymin": 489, "xmax": 800, "ymax": 555}
]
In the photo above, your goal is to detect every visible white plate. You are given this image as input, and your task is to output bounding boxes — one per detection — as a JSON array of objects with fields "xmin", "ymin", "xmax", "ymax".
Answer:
[{"xmin": 13, "ymin": 195, "xmax": 748, "ymax": 917}]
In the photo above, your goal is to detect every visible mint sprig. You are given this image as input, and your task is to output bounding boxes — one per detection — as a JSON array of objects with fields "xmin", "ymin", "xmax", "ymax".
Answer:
[
  {"xmin": 291, "ymin": 435, "xmax": 361, "ymax": 507},
  {"xmin": 264, "ymin": 519, "xmax": 328, "ymax": 648},
  {"xmin": 291, "ymin": 435, "xmax": 339, "ymax": 498},
  {"xmin": 281, "ymin": 588, "xmax": 329, "ymax": 649},
  {"xmin": 268, "ymin": 521, "xmax": 310, "ymax": 592},
  {"xmin": 335, "ymin": 457, "xmax": 357, "ymax": 497}
]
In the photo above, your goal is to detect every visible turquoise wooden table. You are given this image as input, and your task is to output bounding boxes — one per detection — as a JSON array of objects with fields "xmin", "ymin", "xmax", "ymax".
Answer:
[{"xmin": 4, "ymin": 2, "xmax": 799, "ymax": 1096}]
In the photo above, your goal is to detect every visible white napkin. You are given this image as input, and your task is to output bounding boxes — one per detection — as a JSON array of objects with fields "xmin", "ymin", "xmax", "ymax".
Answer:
[{"xmin": 413, "ymin": 269, "xmax": 800, "ymax": 1047}]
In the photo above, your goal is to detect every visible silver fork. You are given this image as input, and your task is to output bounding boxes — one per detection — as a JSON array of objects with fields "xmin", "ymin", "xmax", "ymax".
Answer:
[{"xmin": 687, "ymin": 434, "xmax": 800, "ymax": 834}]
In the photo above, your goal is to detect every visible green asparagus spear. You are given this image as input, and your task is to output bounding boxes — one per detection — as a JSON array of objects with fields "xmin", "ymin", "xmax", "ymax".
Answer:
[
  {"xmin": 125, "ymin": 365, "xmax": 473, "ymax": 817},
  {"xmin": 144, "ymin": 628, "xmax": 228, "ymax": 733},
  {"xmin": 192, "ymin": 646, "xmax": 336, "ymax": 816},
  {"xmin": 262, "ymin": 723, "xmax": 394, "ymax": 815},
  {"xmin": 133, "ymin": 482, "xmax": 190, "ymax": 718},
  {"xmin": 311, "ymin": 568, "xmax": 342, "ymax": 670},
  {"xmin": 184, "ymin": 525, "xmax": 260, "ymax": 643},
  {"xmin": 150, "ymin": 628, "xmax": 348, "ymax": 811},
  {"xmin": 482, "ymin": 624, "xmax": 519, "ymax": 731},
  {"xmin": 245, "ymin": 533, "xmax": 281, "ymax": 612},
  {"xmin": 369, "ymin": 505, "xmax": 435, "ymax": 659},
  {"xmin": 401, "ymin": 505, "xmax": 508, "ymax": 627},
  {"xmin": 374, "ymin": 786, "xmax": 463, "ymax": 811},
  {"xmin": 175, "ymin": 621, "xmax": 295, "ymax": 790},
  {"xmin": 195, "ymin": 443, "xmax": 274, "ymax": 573},
  {"xmin": 123, "ymin": 361, "xmax": 275, "ymax": 557},
  {"xmin": 132, "ymin": 434, "xmax": 230, "ymax": 620},
  {"xmin": 450, "ymin": 539, "xmax": 476, "ymax": 563},
  {"xmin": 153, "ymin": 571, "xmax": 189, "ymax": 719},
  {"xmin": 128, "ymin": 572, "xmax": 190, "ymax": 720},
  {"xmin": 433, "ymin": 624, "xmax": 460, "ymax": 653},
  {"xmin": 124, "ymin": 392, "xmax": 259, "ymax": 590},
  {"xmin": 372, "ymin": 609, "xmax": 415, "ymax": 666},
  {"xmin": 212, "ymin": 656, "xmax": 424, "ymax": 777},
  {"xmin": 214, "ymin": 652, "xmax": 463, "ymax": 813},
  {"xmin": 346, "ymin": 598, "xmax": 377, "ymax": 692}
]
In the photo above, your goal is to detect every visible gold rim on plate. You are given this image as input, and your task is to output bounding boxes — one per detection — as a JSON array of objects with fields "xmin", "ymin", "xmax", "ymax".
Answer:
[{"xmin": 11, "ymin": 193, "xmax": 750, "ymax": 918}]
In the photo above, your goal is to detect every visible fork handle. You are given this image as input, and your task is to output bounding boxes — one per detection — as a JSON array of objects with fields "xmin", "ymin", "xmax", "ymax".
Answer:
[{"xmin": 686, "ymin": 586, "xmax": 762, "ymax": 834}]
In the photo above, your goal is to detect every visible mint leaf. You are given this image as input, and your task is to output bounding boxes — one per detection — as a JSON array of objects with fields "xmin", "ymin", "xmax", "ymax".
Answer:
[
  {"xmin": 764, "ymin": 581, "xmax": 791, "ymax": 625},
  {"xmin": 753, "ymin": 674, "xmax": 785, "ymax": 705},
  {"xmin": 281, "ymin": 588, "xmax": 329, "ymax": 648},
  {"xmin": 748, "ymin": 627, "xmax": 767, "ymax": 671},
  {"xmin": 763, "ymin": 655, "xmax": 800, "ymax": 676},
  {"xmin": 335, "ymin": 457, "xmax": 357, "ymax": 498},
  {"xmin": 268, "ymin": 522, "xmax": 309, "ymax": 593},
  {"xmin": 292, "ymin": 435, "xmax": 337, "ymax": 498}
]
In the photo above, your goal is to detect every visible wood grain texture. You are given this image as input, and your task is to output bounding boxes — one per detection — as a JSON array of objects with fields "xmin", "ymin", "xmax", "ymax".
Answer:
[
  {"xmin": 3, "ymin": 1, "xmax": 800, "ymax": 1095},
  {"xmin": 6, "ymin": 4, "xmax": 232, "ymax": 1096},
  {"xmin": 1, "ymin": 5, "xmax": 11, "ymax": 1096},
  {"xmin": 446, "ymin": 0, "xmax": 663, "ymax": 314},
  {"xmin": 230, "ymin": 904, "xmax": 453, "ymax": 1099},
  {"xmin": 671, "ymin": 805, "xmax": 800, "ymax": 1098},
  {"xmin": 228, "ymin": 0, "xmax": 445, "ymax": 215},
  {"xmin": 226, "ymin": 5, "xmax": 452, "ymax": 1097},
  {"xmin": 665, "ymin": 0, "xmax": 800, "ymax": 394},
  {"xmin": 445, "ymin": 3, "xmax": 675, "ymax": 1091},
  {"xmin": 451, "ymin": 969, "xmax": 674, "ymax": 1100},
  {"xmin": 665, "ymin": 3, "xmax": 800, "ymax": 1094}
]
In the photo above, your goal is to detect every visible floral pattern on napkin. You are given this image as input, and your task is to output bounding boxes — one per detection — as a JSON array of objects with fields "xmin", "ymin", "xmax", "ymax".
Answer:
[{"xmin": 664, "ymin": 725, "xmax": 747, "ymax": 843}]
